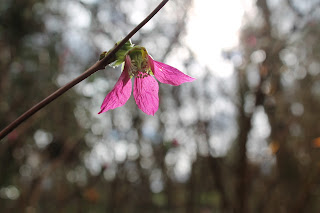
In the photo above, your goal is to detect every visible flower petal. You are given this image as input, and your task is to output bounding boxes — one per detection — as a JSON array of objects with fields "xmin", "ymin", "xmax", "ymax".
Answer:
[
  {"xmin": 98, "ymin": 69, "xmax": 132, "ymax": 114},
  {"xmin": 149, "ymin": 56, "xmax": 195, "ymax": 86},
  {"xmin": 133, "ymin": 76, "xmax": 159, "ymax": 115}
]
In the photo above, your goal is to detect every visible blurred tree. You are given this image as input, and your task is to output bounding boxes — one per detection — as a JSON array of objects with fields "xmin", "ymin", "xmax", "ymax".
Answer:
[{"xmin": 0, "ymin": 0, "xmax": 86, "ymax": 211}]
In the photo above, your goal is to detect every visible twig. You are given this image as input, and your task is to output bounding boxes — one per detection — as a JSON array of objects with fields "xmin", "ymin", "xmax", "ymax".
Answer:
[{"xmin": 0, "ymin": 0, "xmax": 170, "ymax": 141}]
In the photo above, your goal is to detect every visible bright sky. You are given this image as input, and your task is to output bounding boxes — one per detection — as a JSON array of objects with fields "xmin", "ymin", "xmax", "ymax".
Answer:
[{"xmin": 185, "ymin": 0, "xmax": 254, "ymax": 78}]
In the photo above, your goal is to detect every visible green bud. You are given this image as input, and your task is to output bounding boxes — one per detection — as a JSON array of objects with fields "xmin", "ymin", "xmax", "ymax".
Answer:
[
  {"xmin": 110, "ymin": 40, "xmax": 135, "ymax": 67},
  {"xmin": 99, "ymin": 40, "xmax": 134, "ymax": 66},
  {"xmin": 99, "ymin": 51, "xmax": 108, "ymax": 60}
]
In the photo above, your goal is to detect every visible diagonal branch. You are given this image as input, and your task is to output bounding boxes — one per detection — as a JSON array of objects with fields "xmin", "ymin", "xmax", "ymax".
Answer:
[{"xmin": 0, "ymin": 0, "xmax": 170, "ymax": 141}]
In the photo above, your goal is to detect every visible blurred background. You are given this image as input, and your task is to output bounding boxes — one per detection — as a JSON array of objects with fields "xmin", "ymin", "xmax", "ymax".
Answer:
[{"xmin": 1, "ymin": 0, "xmax": 320, "ymax": 212}]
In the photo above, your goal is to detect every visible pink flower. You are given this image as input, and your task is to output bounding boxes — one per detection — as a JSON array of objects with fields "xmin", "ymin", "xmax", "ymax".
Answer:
[{"xmin": 99, "ymin": 47, "xmax": 195, "ymax": 115}]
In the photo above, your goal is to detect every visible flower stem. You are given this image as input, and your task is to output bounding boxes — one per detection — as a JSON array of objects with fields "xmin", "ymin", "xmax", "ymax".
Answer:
[{"xmin": 0, "ymin": 0, "xmax": 170, "ymax": 141}]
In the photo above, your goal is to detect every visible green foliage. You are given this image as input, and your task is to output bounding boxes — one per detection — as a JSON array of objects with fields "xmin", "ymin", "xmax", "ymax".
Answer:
[{"xmin": 109, "ymin": 40, "xmax": 134, "ymax": 67}]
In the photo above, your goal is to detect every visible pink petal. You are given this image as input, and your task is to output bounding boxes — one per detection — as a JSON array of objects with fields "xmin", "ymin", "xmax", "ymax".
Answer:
[
  {"xmin": 98, "ymin": 69, "xmax": 132, "ymax": 114},
  {"xmin": 133, "ymin": 75, "xmax": 159, "ymax": 115},
  {"xmin": 149, "ymin": 56, "xmax": 195, "ymax": 86}
]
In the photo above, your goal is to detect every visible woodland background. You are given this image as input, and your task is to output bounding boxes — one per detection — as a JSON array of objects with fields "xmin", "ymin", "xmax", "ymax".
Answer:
[{"xmin": 1, "ymin": 0, "xmax": 320, "ymax": 212}]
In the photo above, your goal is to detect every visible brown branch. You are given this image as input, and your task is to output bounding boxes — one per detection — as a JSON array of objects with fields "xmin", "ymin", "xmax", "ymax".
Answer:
[{"xmin": 0, "ymin": 0, "xmax": 170, "ymax": 141}]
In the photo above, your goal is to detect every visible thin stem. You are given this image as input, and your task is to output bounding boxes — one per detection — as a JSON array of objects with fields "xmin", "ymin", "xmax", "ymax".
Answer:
[{"xmin": 0, "ymin": 0, "xmax": 170, "ymax": 141}]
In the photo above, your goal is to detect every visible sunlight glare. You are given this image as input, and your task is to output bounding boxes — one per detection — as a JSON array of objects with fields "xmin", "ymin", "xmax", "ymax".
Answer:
[{"xmin": 185, "ymin": 0, "xmax": 247, "ymax": 78}]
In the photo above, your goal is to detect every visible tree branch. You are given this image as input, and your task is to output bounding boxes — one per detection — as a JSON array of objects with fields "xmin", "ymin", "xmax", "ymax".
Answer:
[{"xmin": 0, "ymin": 0, "xmax": 170, "ymax": 141}]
